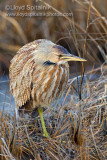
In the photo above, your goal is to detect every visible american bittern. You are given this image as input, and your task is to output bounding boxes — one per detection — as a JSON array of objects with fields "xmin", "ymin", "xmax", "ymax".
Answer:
[{"xmin": 9, "ymin": 39, "xmax": 86, "ymax": 137}]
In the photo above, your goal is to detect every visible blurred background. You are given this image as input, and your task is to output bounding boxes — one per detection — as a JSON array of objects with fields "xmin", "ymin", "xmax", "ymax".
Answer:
[{"xmin": 0, "ymin": 0, "xmax": 107, "ymax": 75}]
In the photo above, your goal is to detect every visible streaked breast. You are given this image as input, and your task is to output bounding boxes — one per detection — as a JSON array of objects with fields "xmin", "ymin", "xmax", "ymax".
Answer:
[{"xmin": 31, "ymin": 63, "xmax": 69, "ymax": 107}]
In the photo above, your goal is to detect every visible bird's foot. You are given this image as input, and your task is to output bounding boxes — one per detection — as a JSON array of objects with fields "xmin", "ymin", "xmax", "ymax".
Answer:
[{"xmin": 43, "ymin": 131, "xmax": 50, "ymax": 138}]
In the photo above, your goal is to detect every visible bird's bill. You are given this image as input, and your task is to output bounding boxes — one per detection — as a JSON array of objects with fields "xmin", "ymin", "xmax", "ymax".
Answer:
[{"xmin": 61, "ymin": 54, "xmax": 87, "ymax": 62}]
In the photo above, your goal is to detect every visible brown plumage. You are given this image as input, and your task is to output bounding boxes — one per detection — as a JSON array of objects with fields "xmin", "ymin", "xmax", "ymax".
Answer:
[{"xmin": 9, "ymin": 39, "xmax": 86, "ymax": 137}]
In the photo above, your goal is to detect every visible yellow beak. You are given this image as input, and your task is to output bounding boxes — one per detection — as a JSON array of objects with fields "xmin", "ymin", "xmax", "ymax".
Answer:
[{"xmin": 61, "ymin": 54, "xmax": 87, "ymax": 62}]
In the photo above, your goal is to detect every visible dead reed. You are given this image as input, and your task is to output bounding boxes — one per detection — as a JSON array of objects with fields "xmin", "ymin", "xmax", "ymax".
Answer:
[{"xmin": 0, "ymin": 65, "xmax": 106, "ymax": 160}]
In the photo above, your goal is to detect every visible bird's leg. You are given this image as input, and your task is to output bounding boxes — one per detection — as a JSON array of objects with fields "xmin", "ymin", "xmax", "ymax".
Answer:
[{"xmin": 38, "ymin": 107, "xmax": 49, "ymax": 138}]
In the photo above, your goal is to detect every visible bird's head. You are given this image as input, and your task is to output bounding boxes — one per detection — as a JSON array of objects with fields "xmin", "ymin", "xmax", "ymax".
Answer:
[{"xmin": 33, "ymin": 39, "xmax": 86, "ymax": 65}]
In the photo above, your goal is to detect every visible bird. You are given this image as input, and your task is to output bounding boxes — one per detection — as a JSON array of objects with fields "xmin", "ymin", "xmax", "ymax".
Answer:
[{"xmin": 9, "ymin": 39, "xmax": 86, "ymax": 138}]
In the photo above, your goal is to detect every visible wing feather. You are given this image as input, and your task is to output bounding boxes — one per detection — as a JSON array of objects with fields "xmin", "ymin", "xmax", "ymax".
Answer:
[{"xmin": 9, "ymin": 40, "xmax": 39, "ymax": 108}]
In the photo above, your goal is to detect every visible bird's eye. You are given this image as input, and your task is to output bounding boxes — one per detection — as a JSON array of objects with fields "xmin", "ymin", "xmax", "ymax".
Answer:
[
  {"xmin": 59, "ymin": 55, "xmax": 63, "ymax": 58},
  {"xmin": 43, "ymin": 60, "xmax": 56, "ymax": 66}
]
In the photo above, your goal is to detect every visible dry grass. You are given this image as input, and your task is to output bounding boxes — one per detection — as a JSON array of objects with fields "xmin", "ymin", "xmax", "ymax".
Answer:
[
  {"xmin": 0, "ymin": 66, "xmax": 107, "ymax": 160},
  {"xmin": 0, "ymin": 0, "xmax": 107, "ymax": 159}
]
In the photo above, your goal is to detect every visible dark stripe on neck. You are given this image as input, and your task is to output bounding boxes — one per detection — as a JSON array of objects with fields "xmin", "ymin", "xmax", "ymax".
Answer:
[{"xmin": 43, "ymin": 60, "xmax": 56, "ymax": 66}]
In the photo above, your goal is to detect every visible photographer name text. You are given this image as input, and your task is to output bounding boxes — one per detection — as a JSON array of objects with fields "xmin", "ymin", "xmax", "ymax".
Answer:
[{"xmin": 5, "ymin": 5, "xmax": 51, "ymax": 11}]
